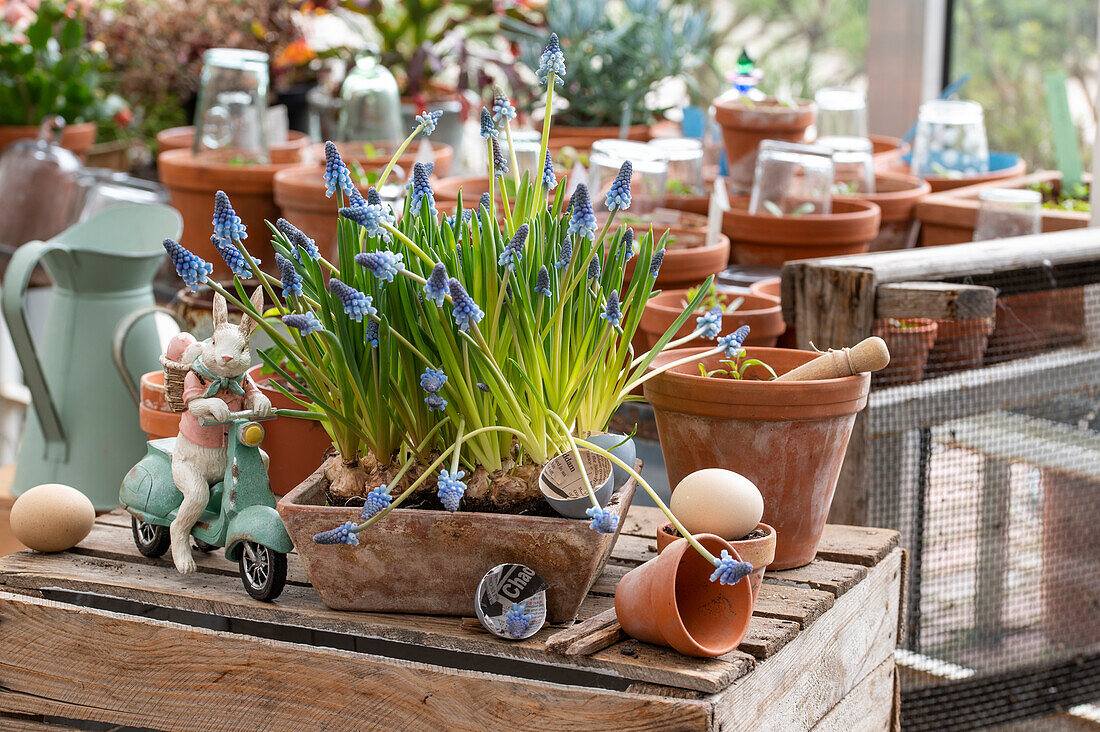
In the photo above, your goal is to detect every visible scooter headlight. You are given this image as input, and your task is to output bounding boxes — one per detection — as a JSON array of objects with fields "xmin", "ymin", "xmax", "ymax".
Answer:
[{"xmin": 240, "ymin": 422, "xmax": 264, "ymax": 447}]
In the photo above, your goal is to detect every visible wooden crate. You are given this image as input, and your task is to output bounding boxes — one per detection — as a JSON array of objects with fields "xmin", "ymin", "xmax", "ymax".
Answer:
[{"xmin": 0, "ymin": 504, "xmax": 903, "ymax": 731}]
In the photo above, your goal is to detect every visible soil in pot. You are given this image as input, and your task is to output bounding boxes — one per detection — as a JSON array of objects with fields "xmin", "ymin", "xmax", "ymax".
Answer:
[
  {"xmin": 723, "ymin": 196, "xmax": 881, "ymax": 266},
  {"xmin": 872, "ymin": 318, "xmax": 938, "ymax": 386},
  {"xmin": 615, "ymin": 532, "xmax": 753, "ymax": 657},
  {"xmin": 638, "ymin": 290, "xmax": 784, "ymax": 351},
  {"xmin": 0, "ymin": 121, "xmax": 97, "ymax": 160},
  {"xmin": 278, "ymin": 456, "xmax": 636, "ymax": 622},
  {"xmin": 924, "ymin": 318, "xmax": 994, "ymax": 377},
  {"xmin": 840, "ymin": 173, "xmax": 930, "ymax": 252},
  {"xmin": 656, "ymin": 522, "xmax": 776, "ymax": 601},
  {"xmin": 644, "ymin": 346, "xmax": 870, "ymax": 569},
  {"xmin": 713, "ymin": 97, "xmax": 815, "ymax": 194}
]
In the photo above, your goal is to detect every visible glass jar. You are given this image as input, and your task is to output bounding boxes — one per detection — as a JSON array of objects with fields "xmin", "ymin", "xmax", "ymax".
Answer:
[
  {"xmin": 588, "ymin": 139, "xmax": 669, "ymax": 214},
  {"xmin": 193, "ymin": 48, "xmax": 271, "ymax": 162},
  {"xmin": 819, "ymin": 136, "xmax": 875, "ymax": 194},
  {"xmin": 972, "ymin": 189, "xmax": 1042, "ymax": 241},
  {"xmin": 910, "ymin": 99, "xmax": 989, "ymax": 177},
  {"xmin": 338, "ymin": 55, "xmax": 403, "ymax": 145},
  {"xmin": 647, "ymin": 137, "xmax": 705, "ymax": 196},
  {"xmin": 748, "ymin": 140, "xmax": 835, "ymax": 216},
  {"xmin": 814, "ymin": 87, "xmax": 868, "ymax": 139}
]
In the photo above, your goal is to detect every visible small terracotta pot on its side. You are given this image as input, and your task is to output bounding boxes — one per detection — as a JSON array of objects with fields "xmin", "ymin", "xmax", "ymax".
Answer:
[
  {"xmin": 615, "ymin": 533, "xmax": 754, "ymax": 657},
  {"xmin": 840, "ymin": 173, "xmax": 931, "ymax": 252},
  {"xmin": 713, "ymin": 97, "xmax": 815, "ymax": 194},
  {"xmin": 305, "ymin": 140, "xmax": 454, "ymax": 179},
  {"xmin": 924, "ymin": 318, "xmax": 995, "ymax": 377},
  {"xmin": 638, "ymin": 290, "xmax": 785, "ymax": 351},
  {"xmin": 0, "ymin": 121, "xmax": 97, "ymax": 159},
  {"xmin": 872, "ymin": 318, "xmax": 938, "ymax": 387},
  {"xmin": 622, "ymin": 227, "xmax": 731, "ymax": 291},
  {"xmin": 247, "ymin": 365, "xmax": 334, "ymax": 497},
  {"xmin": 138, "ymin": 371, "xmax": 182, "ymax": 441},
  {"xmin": 723, "ymin": 196, "xmax": 881, "ymax": 266},
  {"xmin": 656, "ymin": 522, "xmax": 776, "ymax": 601},
  {"xmin": 156, "ymin": 126, "xmax": 311, "ymax": 164},
  {"xmin": 644, "ymin": 347, "xmax": 870, "ymax": 569}
]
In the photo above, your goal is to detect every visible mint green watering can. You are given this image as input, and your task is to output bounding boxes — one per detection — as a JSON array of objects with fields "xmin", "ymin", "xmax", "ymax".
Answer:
[{"xmin": 2, "ymin": 203, "xmax": 182, "ymax": 511}]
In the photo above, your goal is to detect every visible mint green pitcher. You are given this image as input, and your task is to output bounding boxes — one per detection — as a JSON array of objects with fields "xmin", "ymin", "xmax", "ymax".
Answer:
[{"xmin": 2, "ymin": 203, "xmax": 182, "ymax": 510}]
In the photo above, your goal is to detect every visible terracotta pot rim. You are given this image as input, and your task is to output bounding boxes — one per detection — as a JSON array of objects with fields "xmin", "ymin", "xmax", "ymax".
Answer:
[
  {"xmin": 725, "ymin": 197, "xmax": 881, "ymax": 246},
  {"xmin": 648, "ymin": 289, "xmax": 779, "ymax": 316},
  {"xmin": 749, "ymin": 277, "xmax": 781, "ymax": 298},
  {"xmin": 648, "ymin": 346, "xmax": 869, "ymax": 387},
  {"xmin": 159, "ymin": 148, "xmax": 300, "ymax": 185},
  {"xmin": 659, "ymin": 522, "xmax": 776, "ymax": 561},
  {"xmin": 876, "ymin": 317, "xmax": 938, "ymax": 335},
  {"xmin": 727, "ymin": 196, "xmax": 880, "ymax": 224},
  {"xmin": 838, "ymin": 173, "xmax": 930, "ymax": 221},
  {"xmin": 713, "ymin": 97, "xmax": 816, "ymax": 130}
]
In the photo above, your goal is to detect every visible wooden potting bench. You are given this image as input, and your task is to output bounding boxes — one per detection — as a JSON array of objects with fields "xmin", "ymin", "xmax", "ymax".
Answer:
[{"xmin": 0, "ymin": 472, "xmax": 904, "ymax": 732}]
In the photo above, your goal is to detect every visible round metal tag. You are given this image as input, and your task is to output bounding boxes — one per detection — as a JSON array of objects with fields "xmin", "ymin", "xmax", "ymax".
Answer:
[{"xmin": 475, "ymin": 563, "xmax": 548, "ymax": 640}]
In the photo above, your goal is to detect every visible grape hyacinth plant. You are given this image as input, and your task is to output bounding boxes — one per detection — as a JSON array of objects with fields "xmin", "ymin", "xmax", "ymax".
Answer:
[{"xmin": 165, "ymin": 34, "xmax": 757, "ymax": 582}]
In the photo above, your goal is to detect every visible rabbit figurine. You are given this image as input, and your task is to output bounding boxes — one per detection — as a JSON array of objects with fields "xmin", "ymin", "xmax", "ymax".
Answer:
[{"xmin": 170, "ymin": 287, "xmax": 272, "ymax": 574}]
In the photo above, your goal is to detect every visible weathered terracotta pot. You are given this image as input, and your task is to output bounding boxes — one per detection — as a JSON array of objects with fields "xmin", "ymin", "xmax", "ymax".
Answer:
[
  {"xmin": 545, "ymin": 121, "xmax": 652, "ymax": 152},
  {"xmin": 0, "ymin": 121, "xmax": 96, "ymax": 159},
  {"xmin": 138, "ymin": 370, "xmax": 181, "ymax": 441},
  {"xmin": 924, "ymin": 318, "xmax": 994, "ymax": 377},
  {"xmin": 985, "ymin": 291, "xmax": 1059, "ymax": 365},
  {"xmin": 870, "ymin": 134, "xmax": 910, "ymax": 173},
  {"xmin": 156, "ymin": 126, "xmax": 311, "ymax": 164},
  {"xmin": 723, "ymin": 196, "xmax": 881, "ymax": 266},
  {"xmin": 656, "ymin": 522, "xmax": 776, "ymax": 601},
  {"xmin": 841, "ymin": 173, "xmax": 930, "ymax": 252},
  {"xmin": 713, "ymin": 97, "xmax": 815, "ymax": 194},
  {"xmin": 644, "ymin": 347, "xmax": 870, "ymax": 569},
  {"xmin": 615, "ymin": 533, "xmax": 753, "ymax": 657},
  {"xmin": 921, "ymin": 154, "xmax": 1027, "ymax": 193},
  {"xmin": 638, "ymin": 290, "xmax": 784, "ymax": 351},
  {"xmin": 872, "ymin": 318, "xmax": 938, "ymax": 387},
  {"xmin": 623, "ymin": 227, "xmax": 731, "ymax": 291},
  {"xmin": 306, "ymin": 140, "xmax": 454, "ymax": 178},
  {"xmin": 159, "ymin": 149, "xmax": 296, "ymax": 275},
  {"xmin": 279, "ymin": 460, "xmax": 637, "ymax": 623},
  {"xmin": 749, "ymin": 277, "xmax": 797, "ymax": 349},
  {"xmin": 273, "ymin": 164, "xmax": 367, "ymax": 259},
  {"xmin": 247, "ymin": 366, "xmax": 333, "ymax": 497}
]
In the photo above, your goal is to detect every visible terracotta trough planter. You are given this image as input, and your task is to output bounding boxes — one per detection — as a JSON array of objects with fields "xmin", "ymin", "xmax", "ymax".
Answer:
[
  {"xmin": 0, "ymin": 121, "xmax": 96, "ymax": 159},
  {"xmin": 638, "ymin": 290, "xmax": 784, "ymax": 351},
  {"xmin": 279, "ymin": 460, "xmax": 637, "ymax": 623},
  {"xmin": 723, "ymin": 196, "xmax": 881, "ymax": 266},
  {"xmin": 656, "ymin": 522, "xmax": 776, "ymax": 602},
  {"xmin": 644, "ymin": 347, "xmax": 870, "ymax": 569},
  {"xmin": 713, "ymin": 97, "xmax": 815, "ymax": 194},
  {"xmin": 841, "ymin": 173, "xmax": 930, "ymax": 252}
]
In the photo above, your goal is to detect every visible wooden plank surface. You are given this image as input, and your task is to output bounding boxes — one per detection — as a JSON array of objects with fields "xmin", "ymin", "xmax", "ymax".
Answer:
[
  {"xmin": 809, "ymin": 657, "xmax": 896, "ymax": 732},
  {"xmin": 875, "ymin": 281, "xmax": 996, "ymax": 322}
]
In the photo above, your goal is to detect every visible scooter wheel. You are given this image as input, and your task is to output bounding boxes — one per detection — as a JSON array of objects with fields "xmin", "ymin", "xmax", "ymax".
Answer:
[
  {"xmin": 238, "ymin": 541, "xmax": 287, "ymax": 602},
  {"xmin": 132, "ymin": 517, "xmax": 170, "ymax": 558}
]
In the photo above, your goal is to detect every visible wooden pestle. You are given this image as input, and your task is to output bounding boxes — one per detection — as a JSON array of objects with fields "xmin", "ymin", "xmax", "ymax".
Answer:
[{"xmin": 774, "ymin": 337, "xmax": 891, "ymax": 381}]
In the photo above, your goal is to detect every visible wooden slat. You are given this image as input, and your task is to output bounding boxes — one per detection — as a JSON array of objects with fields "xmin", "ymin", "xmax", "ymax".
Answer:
[
  {"xmin": 765, "ymin": 559, "xmax": 869, "ymax": 598},
  {"xmin": 753, "ymin": 584, "xmax": 835, "ymax": 630},
  {"xmin": 0, "ymin": 591, "xmax": 710, "ymax": 732},
  {"xmin": 875, "ymin": 281, "xmax": 996, "ymax": 321},
  {"xmin": 544, "ymin": 609, "xmax": 624, "ymax": 656},
  {"xmin": 814, "ymin": 525, "xmax": 900, "ymax": 567},
  {"xmin": 809, "ymin": 657, "xmax": 896, "ymax": 732},
  {"xmin": 738, "ymin": 616, "xmax": 802, "ymax": 659}
]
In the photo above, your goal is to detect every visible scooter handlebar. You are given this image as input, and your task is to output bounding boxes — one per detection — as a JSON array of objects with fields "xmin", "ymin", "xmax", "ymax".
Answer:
[{"xmin": 198, "ymin": 409, "xmax": 279, "ymax": 427}]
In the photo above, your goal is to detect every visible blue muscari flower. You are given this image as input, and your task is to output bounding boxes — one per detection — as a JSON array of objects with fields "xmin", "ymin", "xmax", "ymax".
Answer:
[
  {"xmin": 604, "ymin": 161, "xmax": 632, "ymax": 211},
  {"xmin": 588, "ymin": 253, "xmax": 601, "ymax": 279},
  {"xmin": 323, "ymin": 141, "xmax": 356, "ymax": 199},
  {"xmin": 340, "ymin": 203, "xmax": 392, "ymax": 242},
  {"xmin": 555, "ymin": 238, "xmax": 573, "ymax": 270},
  {"xmin": 365, "ymin": 319, "xmax": 379, "ymax": 347},
  {"xmin": 566, "ymin": 184, "xmax": 597, "ymax": 239},
  {"xmin": 709, "ymin": 549, "xmax": 753, "ymax": 585},
  {"xmin": 415, "ymin": 110, "xmax": 443, "ymax": 135},
  {"xmin": 437, "ymin": 469, "xmax": 466, "ymax": 512},
  {"xmin": 586, "ymin": 506, "xmax": 619, "ymax": 534},
  {"xmin": 537, "ymin": 32, "xmax": 566, "ymax": 85},
  {"xmin": 361, "ymin": 485, "xmax": 392, "ymax": 521},
  {"xmin": 276, "ymin": 253, "xmax": 303, "ymax": 298},
  {"xmin": 276, "ymin": 218, "xmax": 319, "ymax": 260},
  {"xmin": 163, "ymin": 238, "xmax": 213, "ymax": 292},
  {"xmin": 425, "ymin": 393, "xmax": 448, "ymax": 412},
  {"xmin": 313, "ymin": 521, "xmax": 359, "ymax": 545},
  {"xmin": 718, "ymin": 325, "xmax": 752, "ymax": 358},
  {"xmin": 420, "ymin": 367, "xmax": 447, "ymax": 393},
  {"xmin": 355, "ymin": 250, "xmax": 404, "ymax": 283},
  {"xmin": 542, "ymin": 149, "xmax": 557, "ymax": 190},
  {"xmin": 479, "ymin": 107, "xmax": 497, "ymax": 139},
  {"xmin": 212, "ymin": 190, "xmax": 247, "ymax": 243},
  {"xmin": 410, "ymin": 161, "xmax": 437, "ymax": 215},
  {"xmin": 696, "ymin": 306, "xmax": 722, "ymax": 340},
  {"xmin": 282, "ymin": 312, "xmax": 322, "ymax": 336},
  {"xmin": 491, "ymin": 137, "xmax": 508, "ymax": 179},
  {"xmin": 600, "ymin": 290, "xmax": 622, "ymax": 327},
  {"xmin": 649, "ymin": 248, "xmax": 665, "ymax": 277},
  {"xmin": 492, "ymin": 88, "xmax": 516, "ymax": 124},
  {"xmin": 498, "ymin": 223, "xmax": 527, "ymax": 272},
  {"xmin": 621, "ymin": 227, "xmax": 635, "ymax": 260},
  {"xmin": 211, "ymin": 234, "xmax": 254, "ymax": 279},
  {"xmin": 505, "ymin": 602, "xmax": 533, "ymax": 639},
  {"xmin": 329, "ymin": 277, "xmax": 376, "ymax": 322},
  {"xmin": 347, "ymin": 187, "xmax": 367, "ymax": 208},
  {"xmin": 535, "ymin": 265, "xmax": 552, "ymax": 297},
  {"xmin": 366, "ymin": 187, "xmax": 382, "ymax": 206},
  {"xmin": 448, "ymin": 278, "xmax": 484, "ymax": 332},
  {"xmin": 478, "ymin": 192, "xmax": 492, "ymax": 218},
  {"xmin": 424, "ymin": 262, "xmax": 448, "ymax": 306},
  {"xmin": 476, "ymin": 382, "xmax": 490, "ymax": 392}
]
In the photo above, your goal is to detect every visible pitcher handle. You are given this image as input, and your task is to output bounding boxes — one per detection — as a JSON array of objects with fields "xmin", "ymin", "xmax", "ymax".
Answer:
[
  {"xmin": 112, "ymin": 306, "xmax": 187, "ymax": 407},
  {"xmin": 1, "ymin": 241, "xmax": 68, "ymax": 457}
]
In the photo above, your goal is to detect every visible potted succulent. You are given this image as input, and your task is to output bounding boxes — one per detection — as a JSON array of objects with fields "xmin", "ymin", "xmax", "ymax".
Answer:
[
  {"xmin": 0, "ymin": 0, "xmax": 121, "ymax": 158},
  {"xmin": 160, "ymin": 37, "xmax": 759, "ymax": 627}
]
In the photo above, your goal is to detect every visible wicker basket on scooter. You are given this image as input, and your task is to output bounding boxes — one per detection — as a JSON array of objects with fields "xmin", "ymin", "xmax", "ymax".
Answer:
[{"xmin": 160, "ymin": 354, "xmax": 191, "ymax": 413}]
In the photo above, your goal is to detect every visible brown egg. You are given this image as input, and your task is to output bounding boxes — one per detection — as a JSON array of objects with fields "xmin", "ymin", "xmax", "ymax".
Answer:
[
  {"xmin": 670, "ymin": 469, "xmax": 764, "ymax": 541},
  {"xmin": 9, "ymin": 484, "xmax": 95, "ymax": 552}
]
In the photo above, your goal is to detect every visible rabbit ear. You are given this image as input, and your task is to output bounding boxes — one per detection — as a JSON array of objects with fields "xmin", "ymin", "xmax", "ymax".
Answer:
[
  {"xmin": 212, "ymin": 292, "xmax": 228, "ymax": 328},
  {"xmin": 239, "ymin": 286, "xmax": 264, "ymax": 337}
]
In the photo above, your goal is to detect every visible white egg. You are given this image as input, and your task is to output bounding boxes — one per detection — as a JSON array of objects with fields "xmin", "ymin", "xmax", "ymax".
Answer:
[
  {"xmin": 9, "ymin": 483, "xmax": 95, "ymax": 553},
  {"xmin": 670, "ymin": 469, "xmax": 764, "ymax": 541}
]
